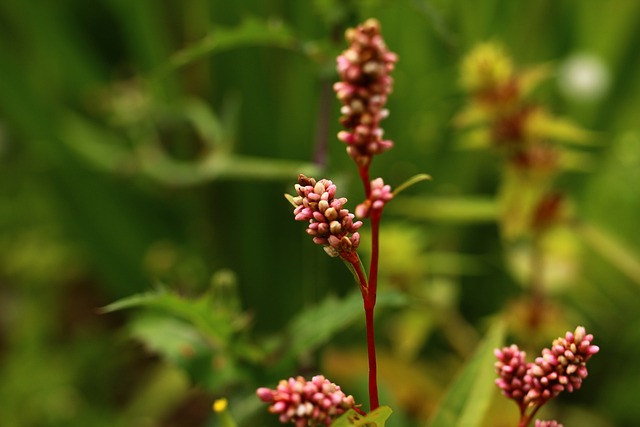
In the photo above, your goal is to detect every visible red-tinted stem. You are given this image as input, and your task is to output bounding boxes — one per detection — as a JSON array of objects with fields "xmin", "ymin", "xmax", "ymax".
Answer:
[
  {"xmin": 365, "ymin": 209, "xmax": 382, "ymax": 410},
  {"xmin": 368, "ymin": 210, "xmax": 381, "ymax": 306},
  {"xmin": 342, "ymin": 252, "xmax": 369, "ymax": 301},
  {"xmin": 342, "ymin": 251, "xmax": 378, "ymax": 411},
  {"xmin": 365, "ymin": 304, "xmax": 379, "ymax": 410},
  {"xmin": 358, "ymin": 163, "xmax": 372, "ymax": 199},
  {"xmin": 518, "ymin": 403, "xmax": 542, "ymax": 427}
]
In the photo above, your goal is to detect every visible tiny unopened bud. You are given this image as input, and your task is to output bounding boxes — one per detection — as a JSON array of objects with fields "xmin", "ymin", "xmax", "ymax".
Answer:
[
  {"xmin": 324, "ymin": 207, "xmax": 338, "ymax": 221},
  {"xmin": 318, "ymin": 200, "xmax": 330, "ymax": 213},
  {"xmin": 314, "ymin": 181, "xmax": 326, "ymax": 195}
]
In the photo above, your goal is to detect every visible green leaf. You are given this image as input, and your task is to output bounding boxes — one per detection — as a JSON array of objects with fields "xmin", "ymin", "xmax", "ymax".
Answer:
[
  {"xmin": 387, "ymin": 196, "xmax": 498, "ymax": 223},
  {"xmin": 332, "ymin": 406, "xmax": 393, "ymax": 427},
  {"xmin": 576, "ymin": 221, "xmax": 640, "ymax": 287},
  {"xmin": 283, "ymin": 290, "xmax": 408, "ymax": 359},
  {"xmin": 126, "ymin": 313, "xmax": 208, "ymax": 365},
  {"xmin": 393, "ymin": 173, "xmax": 432, "ymax": 197},
  {"xmin": 154, "ymin": 17, "xmax": 297, "ymax": 79},
  {"xmin": 101, "ymin": 288, "xmax": 238, "ymax": 343},
  {"xmin": 428, "ymin": 318, "xmax": 505, "ymax": 427}
]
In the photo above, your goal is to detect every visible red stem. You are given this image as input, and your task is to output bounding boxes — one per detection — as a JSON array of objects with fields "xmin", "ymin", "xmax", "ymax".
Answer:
[
  {"xmin": 358, "ymin": 163, "xmax": 372, "ymax": 199},
  {"xmin": 365, "ymin": 209, "xmax": 382, "ymax": 410},
  {"xmin": 365, "ymin": 304, "xmax": 379, "ymax": 410},
  {"xmin": 518, "ymin": 403, "xmax": 542, "ymax": 427},
  {"xmin": 342, "ymin": 251, "xmax": 378, "ymax": 411}
]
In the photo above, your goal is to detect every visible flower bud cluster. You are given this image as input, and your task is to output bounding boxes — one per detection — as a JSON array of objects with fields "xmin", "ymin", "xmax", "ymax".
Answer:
[
  {"xmin": 290, "ymin": 174, "xmax": 362, "ymax": 257},
  {"xmin": 334, "ymin": 18, "xmax": 398, "ymax": 167},
  {"xmin": 494, "ymin": 344, "xmax": 528, "ymax": 406},
  {"xmin": 256, "ymin": 375, "xmax": 356, "ymax": 427},
  {"xmin": 495, "ymin": 326, "xmax": 599, "ymax": 411},
  {"xmin": 532, "ymin": 325, "xmax": 599, "ymax": 396},
  {"xmin": 355, "ymin": 178, "xmax": 394, "ymax": 218}
]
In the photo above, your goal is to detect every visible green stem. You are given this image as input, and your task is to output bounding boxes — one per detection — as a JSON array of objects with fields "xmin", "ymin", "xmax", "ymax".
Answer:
[{"xmin": 342, "ymin": 252, "xmax": 369, "ymax": 301}]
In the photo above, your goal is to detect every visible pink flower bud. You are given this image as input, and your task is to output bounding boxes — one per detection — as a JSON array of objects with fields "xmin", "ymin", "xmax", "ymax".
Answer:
[
  {"xmin": 257, "ymin": 376, "xmax": 357, "ymax": 426},
  {"xmin": 334, "ymin": 19, "xmax": 398, "ymax": 165}
]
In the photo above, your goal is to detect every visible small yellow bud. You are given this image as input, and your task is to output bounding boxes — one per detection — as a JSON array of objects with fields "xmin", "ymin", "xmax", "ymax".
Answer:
[{"xmin": 213, "ymin": 398, "xmax": 228, "ymax": 413}]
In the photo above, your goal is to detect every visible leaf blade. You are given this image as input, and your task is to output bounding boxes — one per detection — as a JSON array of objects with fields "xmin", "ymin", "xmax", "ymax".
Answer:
[{"xmin": 428, "ymin": 319, "xmax": 505, "ymax": 427}]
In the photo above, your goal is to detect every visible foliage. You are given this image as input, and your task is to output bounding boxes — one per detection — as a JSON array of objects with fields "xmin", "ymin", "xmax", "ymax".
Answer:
[{"xmin": 1, "ymin": 1, "xmax": 640, "ymax": 427}]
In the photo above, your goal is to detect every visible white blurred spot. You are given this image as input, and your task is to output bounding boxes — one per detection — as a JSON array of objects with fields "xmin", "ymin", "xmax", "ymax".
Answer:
[{"xmin": 558, "ymin": 53, "xmax": 610, "ymax": 102}]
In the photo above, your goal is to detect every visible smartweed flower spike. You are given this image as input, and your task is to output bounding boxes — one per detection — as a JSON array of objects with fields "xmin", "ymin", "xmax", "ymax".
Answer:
[
  {"xmin": 290, "ymin": 174, "xmax": 363, "ymax": 258},
  {"xmin": 334, "ymin": 18, "xmax": 398, "ymax": 169},
  {"xmin": 256, "ymin": 375, "xmax": 357, "ymax": 427},
  {"xmin": 526, "ymin": 325, "xmax": 599, "ymax": 403},
  {"xmin": 495, "ymin": 326, "xmax": 599, "ymax": 427}
]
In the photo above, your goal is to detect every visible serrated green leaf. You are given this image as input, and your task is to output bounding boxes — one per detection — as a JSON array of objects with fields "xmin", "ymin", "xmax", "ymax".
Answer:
[
  {"xmin": 127, "ymin": 313, "xmax": 207, "ymax": 365},
  {"xmin": 332, "ymin": 406, "xmax": 393, "ymax": 427},
  {"xmin": 428, "ymin": 319, "xmax": 505, "ymax": 427},
  {"xmin": 101, "ymin": 288, "xmax": 236, "ymax": 343}
]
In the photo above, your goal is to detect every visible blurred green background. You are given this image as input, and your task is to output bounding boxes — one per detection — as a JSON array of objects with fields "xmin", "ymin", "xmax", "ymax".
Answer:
[{"xmin": 1, "ymin": 1, "xmax": 639, "ymax": 426}]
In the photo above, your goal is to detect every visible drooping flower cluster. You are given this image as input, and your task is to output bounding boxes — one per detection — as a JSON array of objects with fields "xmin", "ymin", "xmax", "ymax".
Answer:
[
  {"xmin": 290, "ymin": 174, "xmax": 362, "ymax": 257},
  {"xmin": 495, "ymin": 326, "xmax": 599, "ymax": 426},
  {"xmin": 334, "ymin": 18, "xmax": 398, "ymax": 168},
  {"xmin": 256, "ymin": 375, "xmax": 357, "ymax": 427},
  {"xmin": 355, "ymin": 177, "xmax": 394, "ymax": 218}
]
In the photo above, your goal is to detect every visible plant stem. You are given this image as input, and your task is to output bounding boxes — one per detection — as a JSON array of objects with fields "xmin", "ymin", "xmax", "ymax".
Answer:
[
  {"xmin": 365, "ymin": 304, "xmax": 379, "ymax": 411},
  {"xmin": 365, "ymin": 209, "xmax": 382, "ymax": 410},
  {"xmin": 368, "ymin": 210, "xmax": 381, "ymax": 308},
  {"xmin": 342, "ymin": 252, "xmax": 369, "ymax": 301},
  {"xmin": 342, "ymin": 249, "xmax": 378, "ymax": 411},
  {"xmin": 358, "ymin": 164, "xmax": 371, "ymax": 199},
  {"xmin": 518, "ymin": 402, "xmax": 542, "ymax": 427}
]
